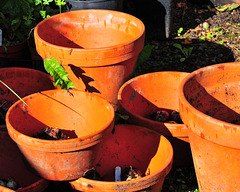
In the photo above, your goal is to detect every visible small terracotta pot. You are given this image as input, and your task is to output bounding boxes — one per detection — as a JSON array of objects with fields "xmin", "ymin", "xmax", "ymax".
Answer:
[
  {"xmin": 179, "ymin": 62, "xmax": 240, "ymax": 191},
  {"xmin": 5, "ymin": 90, "xmax": 115, "ymax": 181},
  {"xmin": 0, "ymin": 41, "xmax": 27, "ymax": 59},
  {"xmin": 118, "ymin": 71, "xmax": 192, "ymax": 167},
  {"xmin": 34, "ymin": 9, "xmax": 145, "ymax": 109},
  {"xmin": 0, "ymin": 125, "xmax": 49, "ymax": 192},
  {"xmin": 69, "ymin": 124, "xmax": 173, "ymax": 192}
]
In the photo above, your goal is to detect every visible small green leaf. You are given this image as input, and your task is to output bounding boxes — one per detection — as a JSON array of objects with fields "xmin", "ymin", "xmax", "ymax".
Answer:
[
  {"xmin": 44, "ymin": 58, "xmax": 76, "ymax": 90},
  {"xmin": 180, "ymin": 58, "xmax": 186, "ymax": 62},
  {"xmin": 173, "ymin": 43, "xmax": 183, "ymax": 50},
  {"xmin": 35, "ymin": 0, "xmax": 42, "ymax": 6},
  {"xmin": 40, "ymin": 10, "xmax": 46, "ymax": 19}
]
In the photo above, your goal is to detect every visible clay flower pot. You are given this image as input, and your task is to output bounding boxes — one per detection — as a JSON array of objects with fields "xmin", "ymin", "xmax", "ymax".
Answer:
[
  {"xmin": 0, "ymin": 68, "xmax": 56, "ymax": 110},
  {"xmin": 0, "ymin": 41, "xmax": 27, "ymax": 59},
  {"xmin": 118, "ymin": 71, "xmax": 192, "ymax": 167},
  {"xmin": 0, "ymin": 125, "xmax": 49, "ymax": 192},
  {"xmin": 69, "ymin": 124, "xmax": 173, "ymax": 192},
  {"xmin": 34, "ymin": 9, "xmax": 145, "ymax": 109},
  {"xmin": 179, "ymin": 62, "xmax": 240, "ymax": 191},
  {"xmin": 0, "ymin": 68, "xmax": 58, "ymax": 126},
  {"xmin": 5, "ymin": 90, "xmax": 115, "ymax": 181}
]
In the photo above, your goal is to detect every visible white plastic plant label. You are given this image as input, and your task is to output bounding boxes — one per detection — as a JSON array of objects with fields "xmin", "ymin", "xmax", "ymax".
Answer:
[{"xmin": 0, "ymin": 29, "xmax": 2, "ymax": 46}]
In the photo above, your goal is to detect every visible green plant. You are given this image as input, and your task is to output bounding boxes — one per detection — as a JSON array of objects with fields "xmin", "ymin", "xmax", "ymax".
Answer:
[
  {"xmin": 216, "ymin": 3, "xmax": 239, "ymax": 12},
  {"xmin": 0, "ymin": 80, "xmax": 29, "ymax": 123},
  {"xmin": 0, "ymin": 0, "xmax": 66, "ymax": 45},
  {"xmin": 173, "ymin": 43, "xmax": 193, "ymax": 62},
  {"xmin": 44, "ymin": 58, "xmax": 76, "ymax": 90},
  {"xmin": 0, "ymin": 0, "xmax": 35, "ymax": 45},
  {"xmin": 177, "ymin": 27, "xmax": 183, "ymax": 37},
  {"xmin": 34, "ymin": 0, "xmax": 66, "ymax": 20}
]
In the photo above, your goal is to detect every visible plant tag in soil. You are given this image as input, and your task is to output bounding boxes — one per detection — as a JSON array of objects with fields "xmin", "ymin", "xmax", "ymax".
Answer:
[{"xmin": 0, "ymin": 29, "xmax": 2, "ymax": 46}]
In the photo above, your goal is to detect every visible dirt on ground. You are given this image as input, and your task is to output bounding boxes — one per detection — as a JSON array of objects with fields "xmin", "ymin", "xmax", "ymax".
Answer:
[{"xmin": 137, "ymin": 0, "xmax": 240, "ymax": 75}]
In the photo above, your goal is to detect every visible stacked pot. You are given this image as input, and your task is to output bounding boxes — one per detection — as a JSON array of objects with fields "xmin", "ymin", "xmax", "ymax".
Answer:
[{"xmin": 1, "ymin": 9, "xmax": 175, "ymax": 192}]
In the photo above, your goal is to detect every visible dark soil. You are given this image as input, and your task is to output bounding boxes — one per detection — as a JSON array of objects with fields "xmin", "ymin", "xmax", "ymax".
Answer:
[{"xmin": 136, "ymin": 0, "xmax": 240, "ymax": 75}]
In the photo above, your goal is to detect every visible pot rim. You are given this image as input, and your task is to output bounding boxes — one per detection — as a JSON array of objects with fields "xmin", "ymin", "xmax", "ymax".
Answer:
[
  {"xmin": 34, "ymin": 9, "xmax": 145, "ymax": 66},
  {"xmin": 70, "ymin": 131, "xmax": 173, "ymax": 191},
  {"xmin": 6, "ymin": 90, "xmax": 115, "ymax": 152},
  {"xmin": 179, "ymin": 62, "xmax": 240, "ymax": 149},
  {"xmin": 118, "ymin": 71, "xmax": 189, "ymax": 138}
]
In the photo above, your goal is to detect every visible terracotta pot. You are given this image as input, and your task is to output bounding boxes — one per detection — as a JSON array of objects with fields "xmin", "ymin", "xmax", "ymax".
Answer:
[
  {"xmin": 34, "ymin": 9, "xmax": 145, "ymax": 110},
  {"xmin": 0, "ymin": 41, "xmax": 27, "ymax": 59},
  {"xmin": 0, "ymin": 68, "xmax": 56, "ymax": 108},
  {"xmin": 118, "ymin": 71, "xmax": 192, "ymax": 167},
  {"xmin": 0, "ymin": 68, "xmax": 57, "ymax": 125},
  {"xmin": 69, "ymin": 124, "xmax": 173, "ymax": 191},
  {"xmin": 5, "ymin": 90, "xmax": 114, "ymax": 181},
  {"xmin": 0, "ymin": 125, "xmax": 49, "ymax": 192},
  {"xmin": 179, "ymin": 62, "xmax": 240, "ymax": 191}
]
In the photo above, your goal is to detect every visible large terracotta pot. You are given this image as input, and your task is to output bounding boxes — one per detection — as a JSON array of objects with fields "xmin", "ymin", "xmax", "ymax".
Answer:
[
  {"xmin": 5, "ymin": 90, "xmax": 115, "ymax": 181},
  {"xmin": 0, "ymin": 125, "xmax": 49, "ymax": 192},
  {"xmin": 70, "ymin": 124, "xmax": 173, "ymax": 191},
  {"xmin": 118, "ymin": 71, "xmax": 192, "ymax": 167},
  {"xmin": 34, "ymin": 9, "xmax": 145, "ymax": 110},
  {"xmin": 179, "ymin": 62, "xmax": 240, "ymax": 191}
]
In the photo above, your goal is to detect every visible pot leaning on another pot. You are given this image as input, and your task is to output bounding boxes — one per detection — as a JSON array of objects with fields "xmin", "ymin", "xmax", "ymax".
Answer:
[
  {"xmin": 118, "ymin": 71, "xmax": 192, "ymax": 167},
  {"xmin": 5, "ymin": 90, "xmax": 115, "ymax": 181}
]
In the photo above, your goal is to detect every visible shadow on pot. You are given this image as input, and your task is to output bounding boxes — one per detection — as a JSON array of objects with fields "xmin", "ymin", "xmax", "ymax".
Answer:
[
  {"xmin": 69, "ymin": 64, "xmax": 101, "ymax": 93},
  {"xmin": 179, "ymin": 62, "xmax": 240, "ymax": 191},
  {"xmin": 5, "ymin": 90, "xmax": 115, "ymax": 181},
  {"xmin": 118, "ymin": 71, "xmax": 192, "ymax": 167}
]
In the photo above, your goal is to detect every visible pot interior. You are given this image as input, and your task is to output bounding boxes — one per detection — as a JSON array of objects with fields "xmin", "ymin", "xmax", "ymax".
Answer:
[
  {"xmin": 183, "ymin": 64, "xmax": 240, "ymax": 124},
  {"xmin": 7, "ymin": 90, "xmax": 114, "ymax": 139},
  {"xmin": 37, "ymin": 10, "xmax": 144, "ymax": 49},
  {"xmin": 119, "ymin": 72, "xmax": 188, "ymax": 121}
]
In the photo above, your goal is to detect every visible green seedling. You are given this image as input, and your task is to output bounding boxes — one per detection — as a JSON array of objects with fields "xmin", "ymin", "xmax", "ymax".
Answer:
[
  {"xmin": 44, "ymin": 58, "xmax": 76, "ymax": 90},
  {"xmin": 173, "ymin": 43, "xmax": 193, "ymax": 62},
  {"xmin": 216, "ymin": 3, "xmax": 239, "ymax": 12},
  {"xmin": 213, "ymin": 27, "xmax": 221, "ymax": 32},
  {"xmin": 219, "ymin": 40, "xmax": 224, "ymax": 45},
  {"xmin": 177, "ymin": 27, "xmax": 183, "ymax": 37},
  {"xmin": 0, "ymin": 80, "xmax": 29, "ymax": 107},
  {"xmin": 0, "ymin": 80, "xmax": 29, "ymax": 123}
]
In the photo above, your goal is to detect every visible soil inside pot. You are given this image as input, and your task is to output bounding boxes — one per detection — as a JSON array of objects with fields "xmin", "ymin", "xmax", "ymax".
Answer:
[
  {"xmin": 82, "ymin": 166, "xmax": 144, "ymax": 182},
  {"xmin": 149, "ymin": 110, "xmax": 183, "ymax": 124},
  {"xmin": 34, "ymin": 127, "xmax": 70, "ymax": 140},
  {"xmin": 0, "ymin": 178, "xmax": 19, "ymax": 190}
]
